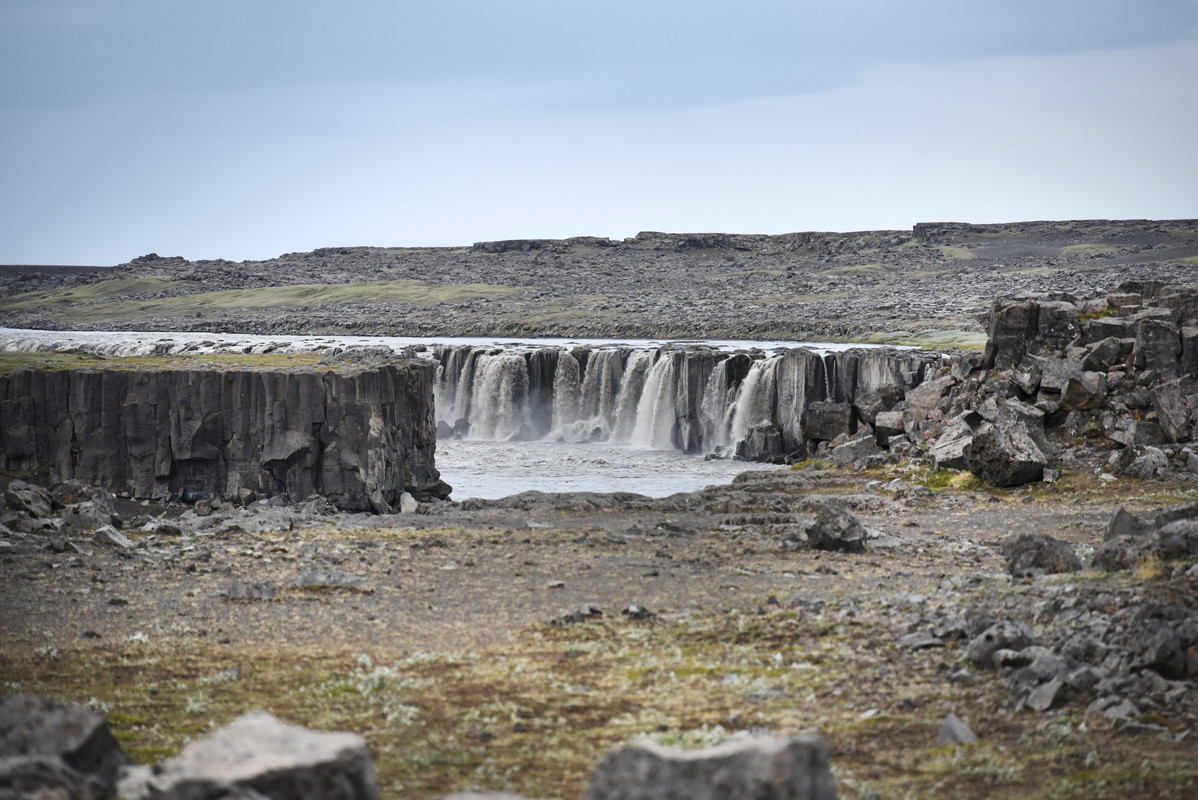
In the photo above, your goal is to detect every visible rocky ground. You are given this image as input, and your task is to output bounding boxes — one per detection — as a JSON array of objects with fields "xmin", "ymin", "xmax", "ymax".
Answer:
[
  {"xmin": 2, "ymin": 219, "xmax": 1197, "ymax": 345},
  {"xmin": 3, "ymin": 218, "xmax": 1198, "ymax": 799}
]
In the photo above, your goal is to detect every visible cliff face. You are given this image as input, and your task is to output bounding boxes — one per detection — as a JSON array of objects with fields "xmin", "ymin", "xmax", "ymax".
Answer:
[{"xmin": 0, "ymin": 361, "xmax": 448, "ymax": 511}]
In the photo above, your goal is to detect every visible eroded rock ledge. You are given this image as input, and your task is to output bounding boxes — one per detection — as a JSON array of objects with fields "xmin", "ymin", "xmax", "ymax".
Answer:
[{"xmin": 0, "ymin": 358, "xmax": 449, "ymax": 511}]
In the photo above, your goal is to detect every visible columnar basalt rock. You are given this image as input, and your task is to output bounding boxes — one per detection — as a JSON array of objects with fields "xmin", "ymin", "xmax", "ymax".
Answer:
[{"xmin": 0, "ymin": 360, "xmax": 447, "ymax": 510}]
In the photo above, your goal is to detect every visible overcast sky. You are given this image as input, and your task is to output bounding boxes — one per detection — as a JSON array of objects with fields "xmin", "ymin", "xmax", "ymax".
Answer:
[{"xmin": 2, "ymin": 1, "xmax": 1197, "ymax": 265}]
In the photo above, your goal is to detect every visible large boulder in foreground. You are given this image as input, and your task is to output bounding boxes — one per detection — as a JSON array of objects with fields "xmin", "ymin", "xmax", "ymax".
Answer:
[
  {"xmin": 0, "ymin": 694, "xmax": 129, "ymax": 787},
  {"xmin": 584, "ymin": 733, "xmax": 836, "ymax": 800},
  {"xmin": 118, "ymin": 711, "xmax": 380, "ymax": 800}
]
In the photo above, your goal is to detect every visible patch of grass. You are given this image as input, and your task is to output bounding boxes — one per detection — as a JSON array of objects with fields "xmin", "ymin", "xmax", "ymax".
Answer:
[
  {"xmin": 935, "ymin": 246, "xmax": 977, "ymax": 260},
  {"xmin": 0, "ymin": 277, "xmax": 182, "ymax": 310},
  {"xmin": 1060, "ymin": 244, "xmax": 1119, "ymax": 258},
  {"xmin": 18, "ymin": 280, "xmax": 518, "ymax": 324},
  {"xmin": 0, "ymin": 351, "xmax": 387, "ymax": 376},
  {"xmin": 822, "ymin": 263, "xmax": 894, "ymax": 277},
  {"xmin": 1166, "ymin": 255, "xmax": 1198, "ymax": 266},
  {"xmin": 864, "ymin": 329, "xmax": 987, "ymax": 350}
]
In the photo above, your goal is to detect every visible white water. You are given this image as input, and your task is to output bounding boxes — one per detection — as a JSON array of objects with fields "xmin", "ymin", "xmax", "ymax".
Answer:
[{"xmin": 435, "ymin": 438, "xmax": 780, "ymax": 500}]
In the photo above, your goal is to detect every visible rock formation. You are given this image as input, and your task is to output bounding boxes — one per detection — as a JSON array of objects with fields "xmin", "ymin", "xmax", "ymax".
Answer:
[{"xmin": 0, "ymin": 359, "xmax": 448, "ymax": 511}]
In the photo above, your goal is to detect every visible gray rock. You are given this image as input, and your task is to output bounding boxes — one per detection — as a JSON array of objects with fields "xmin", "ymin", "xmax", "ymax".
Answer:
[
  {"xmin": 1151, "ymin": 379, "xmax": 1194, "ymax": 442},
  {"xmin": 1152, "ymin": 518, "xmax": 1198, "ymax": 561},
  {"xmin": 1132, "ymin": 317, "xmax": 1181, "ymax": 380},
  {"xmin": 583, "ymin": 732, "xmax": 836, "ymax": 800},
  {"xmin": 966, "ymin": 420, "xmax": 1047, "ymax": 488},
  {"xmin": 1081, "ymin": 337, "xmax": 1124, "ymax": 372},
  {"xmin": 61, "ymin": 500, "xmax": 117, "ymax": 532},
  {"xmin": 0, "ymin": 754, "xmax": 111, "ymax": 800},
  {"xmin": 1025, "ymin": 678, "xmax": 1064, "ymax": 712},
  {"xmin": 442, "ymin": 794, "xmax": 537, "ymax": 800},
  {"xmin": 0, "ymin": 363, "xmax": 448, "ymax": 512},
  {"xmin": 1059, "ymin": 371, "xmax": 1107, "ymax": 412},
  {"xmin": 737, "ymin": 426, "xmax": 788, "ymax": 464},
  {"xmin": 0, "ymin": 694, "xmax": 129, "ymax": 787},
  {"xmin": 398, "ymin": 492, "xmax": 419, "ymax": 514},
  {"xmin": 984, "ymin": 299, "xmax": 1038, "ymax": 369},
  {"xmin": 1122, "ymin": 446, "xmax": 1168, "ymax": 480},
  {"xmin": 222, "ymin": 582, "xmax": 277, "ymax": 601},
  {"xmin": 830, "ymin": 433, "xmax": 879, "ymax": 468},
  {"xmin": 937, "ymin": 713, "xmax": 978, "ymax": 745},
  {"xmin": 1128, "ymin": 622, "xmax": 1186, "ymax": 679},
  {"xmin": 1002, "ymin": 533, "xmax": 1082, "ymax": 577},
  {"xmin": 93, "ymin": 527, "xmax": 134, "ymax": 549},
  {"xmin": 803, "ymin": 402, "xmax": 854, "ymax": 443},
  {"xmin": 804, "ymin": 500, "xmax": 867, "ymax": 553},
  {"xmin": 117, "ymin": 710, "xmax": 380, "ymax": 800},
  {"xmin": 873, "ymin": 410, "xmax": 905, "ymax": 440},
  {"xmin": 4, "ymin": 480, "xmax": 53, "ymax": 518},
  {"xmin": 1105, "ymin": 507, "xmax": 1150, "ymax": 542},
  {"xmin": 927, "ymin": 412, "xmax": 979, "ymax": 470},
  {"xmin": 966, "ymin": 620, "xmax": 1036, "ymax": 667}
]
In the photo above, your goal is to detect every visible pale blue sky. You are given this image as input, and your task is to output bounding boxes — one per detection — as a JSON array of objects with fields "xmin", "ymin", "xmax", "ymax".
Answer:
[{"xmin": 2, "ymin": 1, "xmax": 1197, "ymax": 264}]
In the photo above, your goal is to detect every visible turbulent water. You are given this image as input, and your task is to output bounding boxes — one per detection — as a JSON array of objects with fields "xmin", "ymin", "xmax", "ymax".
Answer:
[{"xmin": 0, "ymin": 328, "xmax": 900, "ymax": 500}]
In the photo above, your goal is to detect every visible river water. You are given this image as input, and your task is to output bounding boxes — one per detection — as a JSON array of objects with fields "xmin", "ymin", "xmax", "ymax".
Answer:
[{"xmin": 0, "ymin": 328, "xmax": 890, "ymax": 500}]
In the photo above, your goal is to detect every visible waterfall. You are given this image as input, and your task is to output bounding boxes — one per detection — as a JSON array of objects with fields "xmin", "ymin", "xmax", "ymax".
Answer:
[
  {"xmin": 467, "ymin": 353, "xmax": 532, "ymax": 441},
  {"xmin": 429, "ymin": 340, "xmax": 932, "ymax": 460},
  {"xmin": 729, "ymin": 356, "xmax": 779, "ymax": 443},
  {"xmin": 629, "ymin": 352, "xmax": 678, "ymax": 450}
]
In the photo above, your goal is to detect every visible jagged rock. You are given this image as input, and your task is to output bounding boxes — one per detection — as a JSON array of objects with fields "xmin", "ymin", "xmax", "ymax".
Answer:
[
  {"xmin": 1132, "ymin": 317, "xmax": 1181, "ymax": 380},
  {"xmin": 737, "ymin": 426, "xmax": 788, "ymax": 464},
  {"xmin": 583, "ymin": 733, "xmax": 836, "ymax": 800},
  {"xmin": 1152, "ymin": 519, "xmax": 1198, "ymax": 561},
  {"xmin": 442, "ymin": 794, "xmax": 536, "ymax": 800},
  {"xmin": 1112, "ymin": 446, "xmax": 1168, "ymax": 480},
  {"xmin": 93, "ymin": 527, "xmax": 134, "ymax": 549},
  {"xmin": 398, "ymin": 492, "xmax": 419, "ymax": 514},
  {"xmin": 1081, "ymin": 337, "xmax": 1124, "ymax": 372},
  {"xmin": 4, "ymin": 480, "xmax": 52, "ymax": 518},
  {"xmin": 1034, "ymin": 301, "xmax": 1080, "ymax": 354},
  {"xmin": 830, "ymin": 433, "xmax": 879, "ymax": 468},
  {"xmin": 61, "ymin": 501, "xmax": 117, "ymax": 532},
  {"xmin": 1059, "ymin": 371, "xmax": 1107, "ymax": 412},
  {"xmin": 116, "ymin": 711, "xmax": 380, "ymax": 800},
  {"xmin": 966, "ymin": 419, "xmax": 1047, "ymax": 488},
  {"xmin": 1104, "ymin": 508, "xmax": 1149, "ymax": 542},
  {"xmin": 1151, "ymin": 379, "xmax": 1194, "ymax": 442},
  {"xmin": 1128, "ymin": 623, "xmax": 1186, "ymax": 679},
  {"xmin": 852, "ymin": 385, "xmax": 903, "ymax": 427},
  {"xmin": 803, "ymin": 402, "xmax": 853, "ymax": 443},
  {"xmin": 927, "ymin": 412, "xmax": 979, "ymax": 470},
  {"xmin": 900, "ymin": 375, "xmax": 958, "ymax": 440},
  {"xmin": 804, "ymin": 501, "xmax": 867, "ymax": 553},
  {"xmin": 0, "ymin": 755, "xmax": 111, "ymax": 800},
  {"xmin": 937, "ymin": 713, "xmax": 978, "ymax": 745},
  {"xmin": 984, "ymin": 299, "xmax": 1038, "ymax": 369},
  {"xmin": 966, "ymin": 620, "xmax": 1036, "ymax": 667},
  {"xmin": 1025, "ymin": 678, "xmax": 1064, "ymax": 712},
  {"xmin": 1002, "ymin": 533, "xmax": 1082, "ymax": 577},
  {"xmin": 873, "ymin": 410, "xmax": 905, "ymax": 442},
  {"xmin": 0, "ymin": 695, "xmax": 129, "ymax": 788}
]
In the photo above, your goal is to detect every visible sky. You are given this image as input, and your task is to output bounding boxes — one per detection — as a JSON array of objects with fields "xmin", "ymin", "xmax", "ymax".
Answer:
[{"xmin": 1, "ymin": 1, "xmax": 1197, "ymax": 265}]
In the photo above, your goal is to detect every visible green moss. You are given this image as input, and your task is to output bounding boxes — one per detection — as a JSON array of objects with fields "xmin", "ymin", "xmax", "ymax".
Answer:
[
  {"xmin": 935, "ymin": 245, "xmax": 977, "ymax": 260},
  {"xmin": 0, "ymin": 351, "xmax": 375, "ymax": 376},
  {"xmin": 0, "ymin": 277, "xmax": 182, "ymax": 310},
  {"xmin": 1059, "ymin": 244, "xmax": 1119, "ymax": 258}
]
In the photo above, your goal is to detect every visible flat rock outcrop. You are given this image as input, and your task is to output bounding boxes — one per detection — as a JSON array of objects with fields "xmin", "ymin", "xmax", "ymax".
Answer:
[{"xmin": 0, "ymin": 359, "xmax": 447, "ymax": 511}]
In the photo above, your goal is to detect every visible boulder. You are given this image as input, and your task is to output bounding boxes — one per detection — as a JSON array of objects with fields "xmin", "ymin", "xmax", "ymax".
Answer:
[
  {"xmin": 736, "ymin": 425, "xmax": 788, "ymax": 464},
  {"xmin": 4, "ymin": 480, "xmax": 52, "ymax": 518},
  {"xmin": 0, "ymin": 754, "xmax": 111, "ymax": 800},
  {"xmin": 1059, "ymin": 372, "xmax": 1107, "ymax": 412},
  {"xmin": 804, "ymin": 500, "xmax": 868, "ymax": 553},
  {"xmin": 1081, "ymin": 337, "xmax": 1124, "ymax": 372},
  {"xmin": 937, "ymin": 713, "xmax": 978, "ymax": 745},
  {"xmin": 117, "ymin": 710, "xmax": 380, "ymax": 800},
  {"xmin": 927, "ymin": 412, "xmax": 979, "ymax": 470},
  {"xmin": 1132, "ymin": 317, "xmax": 1181, "ymax": 379},
  {"xmin": 1033, "ymin": 300, "xmax": 1080, "ymax": 354},
  {"xmin": 984, "ymin": 299, "xmax": 1038, "ymax": 369},
  {"xmin": 965, "ymin": 421, "xmax": 1047, "ymax": 488},
  {"xmin": 966, "ymin": 620, "xmax": 1036, "ymax": 667},
  {"xmin": 830, "ymin": 433, "xmax": 880, "ymax": 469},
  {"xmin": 1111, "ymin": 446, "xmax": 1168, "ymax": 480},
  {"xmin": 803, "ymin": 402, "xmax": 853, "ymax": 443},
  {"xmin": 1002, "ymin": 533, "xmax": 1082, "ymax": 577},
  {"xmin": 0, "ymin": 695, "xmax": 129, "ymax": 788},
  {"xmin": 583, "ymin": 733, "xmax": 836, "ymax": 800},
  {"xmin": 1104, "ymin": 508, "xmax": 1150, "ymax": 542},
  {"xmin": 852, "ymin": 385, "xmax": 903, "ymax": 427},
  {"xmin": 1151, "ymin": 379, "xmax": 1194, "ymax": 442},
  {"xmin": 872, "ymin": 410, "xmax": 905, "ymax": 442}
]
